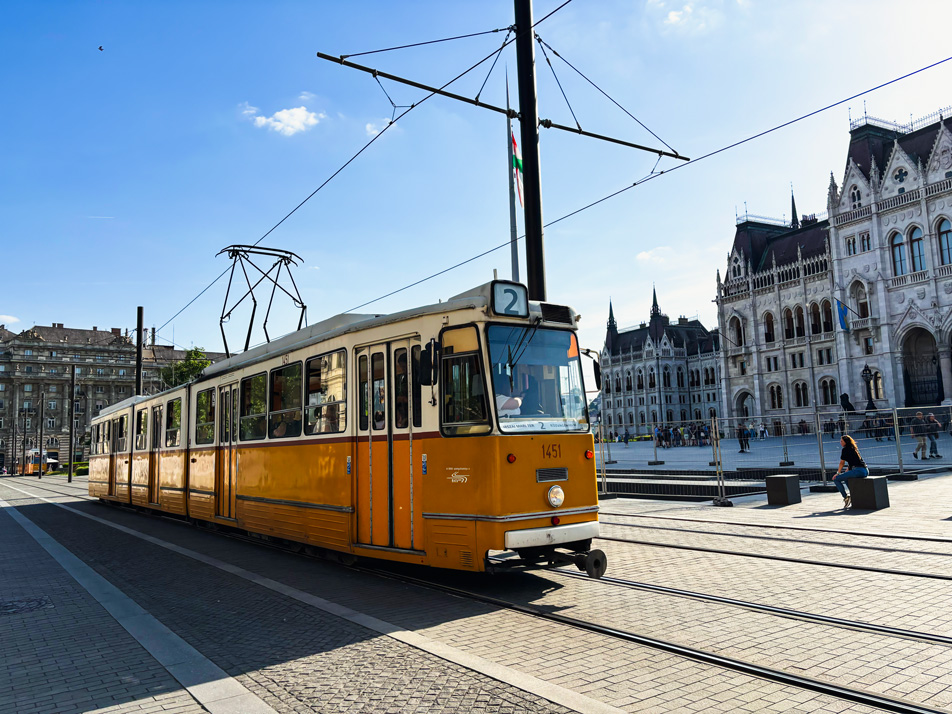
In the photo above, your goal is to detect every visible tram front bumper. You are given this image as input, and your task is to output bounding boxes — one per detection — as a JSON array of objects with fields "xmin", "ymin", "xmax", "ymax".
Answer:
[{"xmin": 504, "ymin": 520, "xmax": 599, "ymax": 550}]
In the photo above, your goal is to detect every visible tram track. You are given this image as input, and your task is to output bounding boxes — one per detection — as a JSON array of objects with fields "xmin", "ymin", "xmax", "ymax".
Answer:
[
  {"xmin": 7, "ymin": 478, "xmax": 952, "ymax": 714},
  {"xmin": 599, "ymin": 510, "xmax": 952, "ymax": 545}
]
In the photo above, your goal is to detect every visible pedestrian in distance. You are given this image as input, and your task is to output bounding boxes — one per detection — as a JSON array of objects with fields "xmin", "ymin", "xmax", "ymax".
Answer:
[
  {"xmin": 926, "ymin": 413, "xmax": 942, "ymax": 458},
  {"xmin": 623, "ymin": 429, "xmax": 630, "ymax": 447},
  {"xmin": 911, "ymin": 411, "xmax": 928, "ymax": 460},
  {"xmin": 833, "ymin": 434, "xmax": 868, "ymax": 509}
]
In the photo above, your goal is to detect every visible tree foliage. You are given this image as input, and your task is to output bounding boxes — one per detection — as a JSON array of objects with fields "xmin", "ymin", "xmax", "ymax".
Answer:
[{"xmin": 160, "ymin": 347, "xmax": 211, "ymax": 388}]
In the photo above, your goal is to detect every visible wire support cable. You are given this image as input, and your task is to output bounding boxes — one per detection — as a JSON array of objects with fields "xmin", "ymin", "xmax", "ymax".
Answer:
[
  {"xmin": 535, "ymin": 35, "xmax": 678, "ymax": 156},
  {"xmin": 340, "ymin": 27, "xmax": 512, "ymax": 60},
  {"xmin": 536, "ymin": 34, "xmax": 582, "ymax": 131}
]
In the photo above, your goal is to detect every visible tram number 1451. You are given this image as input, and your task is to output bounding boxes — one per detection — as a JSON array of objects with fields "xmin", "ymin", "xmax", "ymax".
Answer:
[{"xmin": 541, "ymin": 443, "xmax": 562, "ymax": 459}]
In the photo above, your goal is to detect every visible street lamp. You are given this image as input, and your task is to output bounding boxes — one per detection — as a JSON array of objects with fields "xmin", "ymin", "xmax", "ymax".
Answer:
[{"xmin": 861, "ymin": 363, "xmax": 875, "ymax": 412}]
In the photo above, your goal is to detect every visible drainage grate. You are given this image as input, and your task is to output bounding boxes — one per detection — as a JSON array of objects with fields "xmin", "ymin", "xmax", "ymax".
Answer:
[{"xmin": 1, "ymin": 596, "xmax": 54, "ymax": 616}]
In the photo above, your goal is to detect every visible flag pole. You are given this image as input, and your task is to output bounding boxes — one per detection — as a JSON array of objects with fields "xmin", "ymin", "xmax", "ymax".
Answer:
[{"xmin": 506, "ymin": 69, "xmax": 520, "ymax": 283}]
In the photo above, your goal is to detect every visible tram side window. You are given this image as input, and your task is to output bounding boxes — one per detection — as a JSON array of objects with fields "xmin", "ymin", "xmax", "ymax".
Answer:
[
  {"xmin": 165, "ymin": 398, "xmax": 182, "ymax": 447},
  {"xmin": 358, "ymin": 355, "xmax": 368, "ymax": 431},
  {"xmin": 270, "ymin": 363, "xmax": 303, "ymax": 439},
  {"xmin": 102, "ymin": 421, "xmax": 111, "ymax": 454},
  {"xmin": 441, "ymin": 326, "xmax": 490, "ymax": 436},
  {"xmin": 135, "ymin": 409, "xmax": 148, "ymax": 450},
  {"xmin": 411, "ymin": 345, "xmax": 422, "ymax": 428},
  {"xmin": 117, "ymin": 415, "xmax": 128, "ymax": 452},
  {"xmin": 239, "ymin": 373, "xmax": 267, "ymax": 441},
  {"xmin": 195, "ymin": 388, "xmax": 216, "ymax": 445},
  {"xmin": 305, "ymin": 350, "xmax": 346, "ymax": 435},
  {"xmin": 91, "ymin": 424, "xmax": 99, "ymax": 455}
]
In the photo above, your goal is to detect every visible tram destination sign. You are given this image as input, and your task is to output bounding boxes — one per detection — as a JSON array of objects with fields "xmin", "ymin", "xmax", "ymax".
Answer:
[{"xmin": 491, "ymin": 281, "xmax": 529, "ymax": 318}]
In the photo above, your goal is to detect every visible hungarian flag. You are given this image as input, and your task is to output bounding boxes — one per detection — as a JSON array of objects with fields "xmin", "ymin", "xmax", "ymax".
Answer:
[{"xmin": 511, "ymin": 131, "xmax": 524, "ymax": 207}]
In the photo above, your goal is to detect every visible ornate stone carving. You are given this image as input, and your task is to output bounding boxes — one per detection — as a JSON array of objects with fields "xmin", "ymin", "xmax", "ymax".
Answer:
[
  {"xmin": 945, "ymin": 282, "xmax": 952, "ymax": 294},
  {"xmin": 917, "ymin": 288, "xmax": 927, "ymax": 300},
  {"xmin": 898, "ymin": 293, "xmax": 906, "ymax": 304}
]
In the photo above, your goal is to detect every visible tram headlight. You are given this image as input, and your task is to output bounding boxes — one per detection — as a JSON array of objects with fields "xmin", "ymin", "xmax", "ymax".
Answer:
[{"xmin": 547, "ymin": 485, "xmax": 565, "ymax": 508}]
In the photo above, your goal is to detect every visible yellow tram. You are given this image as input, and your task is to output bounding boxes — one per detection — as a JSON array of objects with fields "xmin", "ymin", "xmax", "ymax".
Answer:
[{"xmin": 89, "ymin": 281, "xmax": 605, "ymax": 576}]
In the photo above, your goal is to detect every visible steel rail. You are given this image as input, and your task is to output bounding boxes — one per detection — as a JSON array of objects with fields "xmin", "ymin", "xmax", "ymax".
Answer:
[
  {"xmin": 543, "ymin": 567, "xmax": 952, "ymax": 648},
  {"xmin": 598, "ymin": 510, "xmax": 952, "ymax": 544},
  {"xmin": 599, "ymin": 519, "xmax": 952, "ymax": 558},
  {"xmin": 595, "ymin": 533, "xmax": 952, "ymax": 581}
]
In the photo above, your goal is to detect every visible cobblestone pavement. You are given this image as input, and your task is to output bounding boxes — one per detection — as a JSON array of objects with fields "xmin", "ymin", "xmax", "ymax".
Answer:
[
  {"xmin": 0, "ymin": 475, "xmax": 917, "ymax": 713},
  {"xmin": 0, "ymin": 502, "xmax": 206, "ymax": 714}
]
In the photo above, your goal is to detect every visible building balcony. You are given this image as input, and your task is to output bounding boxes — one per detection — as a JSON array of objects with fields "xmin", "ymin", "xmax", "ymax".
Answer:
[
  {"xmin": 850, "ymin": 316, "xmax": 878, "ymax": 330},
  {"xmin": 936, "ymin": 264, "xmax": 952, "ymax": 278},
  {"xmin": 889, "ymin": 270, "xmax": 929, "ymax": 288}
]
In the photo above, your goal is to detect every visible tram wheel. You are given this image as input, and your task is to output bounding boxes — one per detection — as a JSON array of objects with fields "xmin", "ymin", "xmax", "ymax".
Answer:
[{"xmin": 584, "ymin": 549, "xmax": 607, "ymax": 579}]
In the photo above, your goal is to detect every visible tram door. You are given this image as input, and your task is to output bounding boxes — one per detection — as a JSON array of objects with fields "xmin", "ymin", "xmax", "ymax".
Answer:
[
  {"xmin": 356, "ymin": 339, "xmax": 417, "ymax": 550},
  {"xmin": 148, "ymin": 405, "xmax": 162, "ymax": 504},
  {"xmin": 107, "ymin": 418, "xmax": 118, "ymax": 497},
  {"xmin": 216, "ymin": 384, "xmax": 239, "ymax": 519}
]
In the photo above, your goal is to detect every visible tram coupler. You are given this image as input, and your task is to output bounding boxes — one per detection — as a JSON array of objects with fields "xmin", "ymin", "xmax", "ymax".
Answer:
[{"xmin": 487, "ymin": 547, "xmax": 607, "ymax": 579}]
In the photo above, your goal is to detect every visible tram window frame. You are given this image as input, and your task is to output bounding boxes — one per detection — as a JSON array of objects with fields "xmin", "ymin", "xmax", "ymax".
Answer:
[
  {"xmin": 394, "ymin": 348, "xmax": 409, "ymax": 429},
  {"xmin": 117, "ymin": 414, "xmax": 129, "ymax": 452},
  {"xmin": 305, "ymin": 350, "xmax": 347, "ymax": 435},
  {"xmin": 165, "ymin": 397, "xmax": 182, "ymax": 448},
  {"xmin": 135, "ymin": 409, "xmax": 148, "ymax": 450},
  {"xmin": 102, "ymin": 420, "xmax": 111, "ymax": 454},
  {"xmin": 439, "ymin": 325, "xmax": 491, "ymax": 437},
  {"xmin": 269, "ymin": 362, "xmax": 303, "ymax": 439},
  {"xmin": 195, "ymin": 388, "xmax": 216, "ymax": 445},
  {"xmin": 91, "ymin": 423, "xmax": 99, "ymax": 455},
  {"xmin": 411, "ymin": 345, "xmax": 422, "ymax": 428},
  {"xmin": 239, "ymin": 372, "xmax": 267, "ymax": 441}
]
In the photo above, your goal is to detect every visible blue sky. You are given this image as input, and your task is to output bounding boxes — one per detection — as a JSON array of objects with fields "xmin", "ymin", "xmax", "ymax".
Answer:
[{"xmin": 3, "ymin": 0, "xmax": 952, "ymax": 390}]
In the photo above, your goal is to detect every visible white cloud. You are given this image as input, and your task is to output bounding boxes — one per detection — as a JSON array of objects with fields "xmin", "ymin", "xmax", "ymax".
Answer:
[
  {"xmin": 365, "ymin": 119, "xmax": 392, "ymax": 137},
  {"xmin": 646, "ymin": 0, "xmax": 726, "ymax": 34},
  {"xmin": 307, "ymin": 265, "xmax": 320, "ymax": 270},
  {"xmin": 242, "ymin": 103, "xmax": 326, "ymax": 136},
  {"xmin": 299, "ymin": 91, "xmax": 316, "ymax": 102},
  {"xmin": 0, "ymin": 315, "xmax": 20, "ymax": 324},
  {"xmin": 636, "ymin": 247, "xmax": 672, "ymax": 263}
]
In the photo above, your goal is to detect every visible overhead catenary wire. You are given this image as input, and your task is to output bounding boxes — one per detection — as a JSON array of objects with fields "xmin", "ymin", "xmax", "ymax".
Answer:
[
  {"xmin": 156, "ymin": 3, "xmax": 575, "ymax": 337},
  {"xmin": 340, "ymin": 27, "xmax": 512, "ymax": 60},
  {"xmin": 342, "ymin": 53, "xmax": 952, "ymax": 314}
]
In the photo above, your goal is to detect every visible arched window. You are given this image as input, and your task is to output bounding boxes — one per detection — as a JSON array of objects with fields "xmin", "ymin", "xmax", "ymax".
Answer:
[
  {"xmin": 640, "ymin": 412, "xmax": 646, "ymax": 425},
  {"xmin": 604, "ymin": 378, "xmax": 611, "ymax": 394},
  {"xmin": 821, "ymin": 300, "xmax": 833, "ymax": 332},
  {"xmin": 769, "ymin": 384, "xmax": 783, "ymax": 409},
  {"xmin": 709, "ymin": 407, "xmax": 716, "ymax": 418},
  {"xmin": 648, "ymin": 369, "xmax": 656, "ymax": 389},
  {"xmin": 666, "ymin": 410, "xmax": 673, "ymax": 423},
  {"xmin": 694, "ymin": 409, "xmax": 701, "ymax": 420},
  {"xmin": 891, "ymin": 232, "xmax": 907, "ymax": 276},
  {"xmin": 680, "ymin": 410, "xmax": 687, "ymax": 421},
  {"xmin": 614, "ymin": 376, "xmax": 621, "ymax": 393},
  {"xmin": 783, "ymin": 309, "xmax": 794, "ymax": 340},
  {"xmin": 794, "ymin": 306, "xmax": 805, "ymax": 338},
  {"xmin": 636, "ymin": 370, "xmax": 644, "ymax": 390},
  {"xmin": 676, "ymin": 368, "xmax": 685, "ymax": 388},
  {"xmin": 764, "ymin": 312, "xmax": 775, "ymax": 343},
  {"xmin": 939, "ymin": 218, "xmax": 951, "ymax": 266},
  {"xmin": 625, "ymin": 371, "xmax": 632, "ymax": 391},
  {"xmin": 810, "ymin": 303, "xmax": 821, "ymax": 334},
  {"xmin": 628, "ymin": 412, "xmax": 634, "ymax": 425},
  {"xmin": 820, "ymin": 378, "xmax": 837, "ymax": 406},
  {"xmin": 730, "ymin": 316, "xmax": 744, "ymax": 346},
  {"xmin": 662, "ymin": 367, "xmax": 671, "ymax": 388},
  {"xmin": 872, "ymin": 371, "xmax": 884, "ymax": 400},
  {"xmin": 607, "ymin": 414, "xmax": 612, "ymax": 426},
  {"xmin": 852, "ymin": 283, "xmax": 869, "ymax": 319},
  {"xmin": 850, "ymin": 186, "xmax": 862, "ymax": 209},
  {"xmin": 651, "ymin": 410, "xmax": 657, "ymax": 423},
  {"xmin": 910, "ymin": 226, "xmax": 925, "ymax": 272},
  {"xmin": 794, "ymin": 382, "xmax": 809, "ymax": 407}
]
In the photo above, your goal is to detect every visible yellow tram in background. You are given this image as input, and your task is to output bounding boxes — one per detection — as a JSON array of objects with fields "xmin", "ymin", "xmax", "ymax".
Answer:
[{"xmin": 89, "ymin": 281, "xmax": 606, "ymax": 576}]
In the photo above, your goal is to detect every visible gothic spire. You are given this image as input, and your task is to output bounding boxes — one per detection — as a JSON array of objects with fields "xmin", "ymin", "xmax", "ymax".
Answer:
[
  {"xmin": 651, "ymin": 285, "xmax": 660, "ymax": 316},
  {"xmin": 790, "ymin": 186, "xmax": 800, "ymax": 229},
  {"xmin": 606, "ymin": 299, "xmax": 618, "ymax": 352}
]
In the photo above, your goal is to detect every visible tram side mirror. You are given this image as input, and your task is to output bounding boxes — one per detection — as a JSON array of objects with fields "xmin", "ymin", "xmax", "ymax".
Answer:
[
  {"xmin": 419, "ymin": 339, "xmax": 440, "ymax": 386},
  {"xmin": 592, "ymin": 361, "xmax": 601, "ymax": 390}
]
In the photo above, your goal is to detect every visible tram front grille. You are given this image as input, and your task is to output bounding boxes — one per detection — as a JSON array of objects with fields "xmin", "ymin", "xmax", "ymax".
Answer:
[
  {"xmin": 536, "ymin": 467, "xmax": 568, "ymax": 483},
  {"xmin": 540, "ymin": 303, "xmax": 573, "ymax": 324}
]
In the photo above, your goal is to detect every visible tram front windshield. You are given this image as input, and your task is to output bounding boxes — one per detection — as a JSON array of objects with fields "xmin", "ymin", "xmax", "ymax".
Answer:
[{"xmin": 487, "ymin": 325, "xmax": 588, "ymax": 433}]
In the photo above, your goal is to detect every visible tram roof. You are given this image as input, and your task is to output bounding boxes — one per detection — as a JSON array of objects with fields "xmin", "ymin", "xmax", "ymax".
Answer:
[
  {"xmin": 200, "ymin": 284, "xmax": 493, "ymax": 380},
  {"xmin": 97, "ymin": 394, "xmax": 153, "ymax": 419}
]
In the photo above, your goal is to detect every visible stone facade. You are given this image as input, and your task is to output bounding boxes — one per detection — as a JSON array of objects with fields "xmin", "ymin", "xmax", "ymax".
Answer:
[
  {"xmin": 0, "ymin": 323, "xmax": 217, "ymax": 471},
  {"xmin": 600, "ymin": 290, "xmax": 721, "ymax": 435},
  {"xmin": 717, "ymin": 107, "xmax": 952, "ymax": 426}
]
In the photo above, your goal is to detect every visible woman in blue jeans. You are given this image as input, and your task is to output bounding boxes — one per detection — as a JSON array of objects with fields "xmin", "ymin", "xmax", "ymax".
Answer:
[{"xmin": 833, "ymin": 434, "xmax": 868, "ymax": 509}]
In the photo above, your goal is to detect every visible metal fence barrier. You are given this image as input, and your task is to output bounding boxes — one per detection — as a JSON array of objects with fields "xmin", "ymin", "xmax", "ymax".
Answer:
[{"xmin": 594, "ymin": 405, "xmax": 951, "ymax": 498}]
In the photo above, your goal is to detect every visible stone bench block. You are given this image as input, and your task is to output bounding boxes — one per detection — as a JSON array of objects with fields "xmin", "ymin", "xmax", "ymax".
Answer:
[
  {"xmin": 766, "ymin": 474, "xmax": 801, "ymax": 505},
  {"xmin": 848, "ymin": 476, "xmax": 889, "ymax": 510}
]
